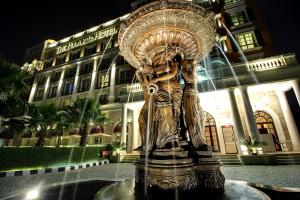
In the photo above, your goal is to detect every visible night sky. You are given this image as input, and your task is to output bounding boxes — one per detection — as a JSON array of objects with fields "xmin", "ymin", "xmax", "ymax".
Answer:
[{"xmin": 0, "ymin": 0, "xmax": 299, "ymax": 64}]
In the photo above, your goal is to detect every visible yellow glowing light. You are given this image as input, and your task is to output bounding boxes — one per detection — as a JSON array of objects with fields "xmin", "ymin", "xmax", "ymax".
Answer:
[{"xmin": 25, "ymin": 188, "xmax": 39, "ymax": 200}]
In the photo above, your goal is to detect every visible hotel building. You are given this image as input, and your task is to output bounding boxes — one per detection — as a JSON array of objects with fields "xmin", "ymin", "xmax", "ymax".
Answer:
[{"xmin": 20, "ymin": 0, "xmax": 300, "ymax": 155}]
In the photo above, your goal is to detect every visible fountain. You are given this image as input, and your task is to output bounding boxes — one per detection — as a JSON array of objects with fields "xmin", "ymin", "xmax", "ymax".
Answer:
[{"xmin": 95, "ymin": 0, "xmax": 270, "ymax": 199}]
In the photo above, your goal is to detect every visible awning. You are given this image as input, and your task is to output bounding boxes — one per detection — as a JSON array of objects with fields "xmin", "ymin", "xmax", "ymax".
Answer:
[{"xmin": 90, "ymin": 126, "xmax": 104, "ymax": 135}]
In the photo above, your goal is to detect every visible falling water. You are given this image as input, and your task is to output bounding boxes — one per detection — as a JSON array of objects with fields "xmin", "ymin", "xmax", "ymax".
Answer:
[
  {"xmin": 215, "ymin": 44, "xmax": 241, "ymax": 87},
  {"xmin": 127, "ymin": 74, "xmax": 137, "ymax": 104},
  {"xmin": 96, "ymin": 53, "xmax": 120, "ymax": 104},
  {"xmin": 64, "ymin": 33, "xmax": 117, "ymax": 200},
  {"xmin": 200, "ymin": 65, "xmax": 217, "ymax": 91}
]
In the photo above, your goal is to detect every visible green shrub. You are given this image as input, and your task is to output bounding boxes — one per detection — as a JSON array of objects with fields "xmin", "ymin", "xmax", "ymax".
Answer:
[{"xmin": 0, "ymin": 146, "xmax": 107, "ymax": 172}]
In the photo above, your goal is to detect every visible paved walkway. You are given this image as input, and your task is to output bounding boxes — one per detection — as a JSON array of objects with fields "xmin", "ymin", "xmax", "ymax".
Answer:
[{"xmin": 0, "ymin": 164, "xmax": 299, "ymax": 199}]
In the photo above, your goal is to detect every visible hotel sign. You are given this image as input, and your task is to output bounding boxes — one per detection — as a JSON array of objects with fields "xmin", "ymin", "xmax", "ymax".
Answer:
[{"xmin": 56, "ymin": 27, "xmax": 117, "ymax": 54}]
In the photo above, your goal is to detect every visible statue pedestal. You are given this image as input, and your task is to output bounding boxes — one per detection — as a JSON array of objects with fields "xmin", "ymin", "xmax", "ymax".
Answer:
[{"xmin": 135, "ymin": 149, "xmax": 225, "ymax": 192}]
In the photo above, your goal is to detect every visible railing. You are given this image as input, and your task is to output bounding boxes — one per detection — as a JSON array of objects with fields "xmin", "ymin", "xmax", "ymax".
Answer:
[
  {"xmin": 246, "ymin": 55, "xmax": 289, "ymax": 72},
  {"xmin": 126, "ymin": 83, "xmax": 143, "ymax": 93}
]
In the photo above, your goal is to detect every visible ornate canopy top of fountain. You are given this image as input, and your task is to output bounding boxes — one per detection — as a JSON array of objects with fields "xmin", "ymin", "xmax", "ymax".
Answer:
[{"xmin": 118, "ymin": 0, "xmax": 216, "ymax": 68}]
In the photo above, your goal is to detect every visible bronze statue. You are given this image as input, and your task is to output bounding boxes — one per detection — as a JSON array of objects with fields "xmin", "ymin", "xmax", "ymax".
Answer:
[
  {"xmin": 118, "ymin": 0, "xmax": 224, "ymax": 192},
  {"xmin": 181, "ymin": 59, "xmax": 208, "ymax": 150},
  {"xmin": 136, "ymin": 65, "xmax": 153, "ymax": 151},
  {"xmin": 149, "ymin": 48, "xmax": 183, "ymax": 150}
]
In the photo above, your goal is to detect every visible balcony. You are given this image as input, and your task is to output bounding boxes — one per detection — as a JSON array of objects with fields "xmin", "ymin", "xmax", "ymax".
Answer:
[
  {"xmin": 116, "ymin": 83, "xmax": 144, "ymax": 103},
  {"xmin": 224, "ymin": 0, "xmax": 245, "ymax": 10},
  {"xmin": 246, "ymin": 54, "xmax": 296, "ymax": 72}
]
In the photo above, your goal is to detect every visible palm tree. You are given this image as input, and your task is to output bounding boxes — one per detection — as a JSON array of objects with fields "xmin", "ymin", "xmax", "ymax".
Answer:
[
  {"xmin": 0, "ymin": 96, "xmax": 31, "ymax": 146},
  {"xmin": 0, "ymin": 58, "xmax": 30, "ymax": 146},
  {"xmin": 54, "ymin": 109, "xmax": 74, "ymax": 146},
  {"xmin": 0, "ymin": 58, "xmax": 28, "ymax": 102},
  {"xmin": 68, "ymin": 98, "xmax": 109, "ymax": 146},
  {"xmin": 28, "ymin": 102, "xmax": 58, "ymax": 147}
]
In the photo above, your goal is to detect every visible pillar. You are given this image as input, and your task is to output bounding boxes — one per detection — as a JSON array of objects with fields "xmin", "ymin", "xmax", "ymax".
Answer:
[
  {"xmin": 121, "ymin": 104, "xmax": 128, "ymax": 145},
  {"xmin": 89, "ymin": 58, "xmax": 98, "ymax": 97},
  {"xmin": 228, "ymin": 89, "xmax": 245, "ymax": 154},
  {"xmin": 132, "ymin": 109, "xmax": 140, "ymax": 151},
  {"xmin": 108, "ymin": 64, "xmax": 116, "ymax": 103},
  {"xmin": 72, "ymin": 63, "xmax": 81, "ymax": 101},
  {"xmin": 43, "ymin": 73, "xmax": 51, "ymax": 100},
  {"xmin": 292, "ymin": 79, "xmax": 300, "ymax": 105},
  {"xmin": 28, "ymin": 76, "xmax": 38, "ymax": 103},
  {"xmin": 276, "ymin": 90, "xmax": 300, "ymax": 151},
  {"xmin": 56, "ymin": 69, "xmax": 65, "ymax": 98},
  {"xmin": 239, "ymin": 86, "xmax": 260, "ymax": 141}
]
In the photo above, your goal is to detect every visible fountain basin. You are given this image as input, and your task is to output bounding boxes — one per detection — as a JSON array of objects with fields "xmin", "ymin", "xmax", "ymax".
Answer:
[{"xmin": 95, "ymin": 179, "xmax": 271, "ymax": 200}]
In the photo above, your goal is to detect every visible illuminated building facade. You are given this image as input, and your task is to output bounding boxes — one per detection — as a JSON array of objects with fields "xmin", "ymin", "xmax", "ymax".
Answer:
[{"xmin": 21, "ymin": 0, "xmax": 300, "ymax": 155}]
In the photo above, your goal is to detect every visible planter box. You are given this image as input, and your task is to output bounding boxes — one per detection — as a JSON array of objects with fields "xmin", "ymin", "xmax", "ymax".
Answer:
[
  {"xmin": 238, "ymin": 155, "xmax": 277, "ymax": 165},
  {"xmin": 110, "ymin": 155, "xmax": 125, "ymax": 163}
]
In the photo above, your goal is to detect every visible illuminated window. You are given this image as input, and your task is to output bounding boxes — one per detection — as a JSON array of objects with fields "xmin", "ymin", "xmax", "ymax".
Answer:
[
  {"xmin": 230, "ymin": 11, "xmax": 248, "ymax": 26},
  {"xmin": 98, "ymin": 73, "xmax": 109, "ymax": 88},
  {"xmin": 204, "ymin": 112, "xmax": 220, "ymax": 152},
  {"xmin": 236, "ymin": 32, "xmax": 257, "ymax": 50}
]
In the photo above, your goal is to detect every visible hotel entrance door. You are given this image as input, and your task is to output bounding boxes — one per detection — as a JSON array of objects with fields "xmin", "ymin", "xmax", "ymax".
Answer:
[{"xmin": 222, "ymin": 125, "xmax": 238, "ymax": 154}]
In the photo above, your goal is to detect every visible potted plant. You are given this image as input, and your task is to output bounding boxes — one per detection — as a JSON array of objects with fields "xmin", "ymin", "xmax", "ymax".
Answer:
[
  {"xmin": 108, "ymin": 141, "xmax": 126, "ymax": 163},
  {"xmin": 241, "ymin": 138, "xmax": 267, "ymax": 155}
]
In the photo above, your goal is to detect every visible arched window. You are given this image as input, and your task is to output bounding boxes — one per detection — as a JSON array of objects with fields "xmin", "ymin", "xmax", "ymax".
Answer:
[
  {"xmin": 204, "ymin": 112, "xmax": 220, "ymax": 152},
  {"xmin": 254, "ymin": 111, "xmax": 281, "ymax": 151}
]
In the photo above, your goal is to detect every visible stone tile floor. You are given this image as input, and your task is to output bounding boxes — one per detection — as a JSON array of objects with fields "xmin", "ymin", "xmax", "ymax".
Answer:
[{"xmin": 0, "ymin": 164, "xmax": 299, "ymax": 199}]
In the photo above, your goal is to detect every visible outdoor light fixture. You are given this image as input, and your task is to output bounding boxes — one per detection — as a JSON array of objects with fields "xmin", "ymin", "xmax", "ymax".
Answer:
[
  {"xmin": 25, "ymin": 188, "xmax": 39, "ymax": 200},
  {"xmin": 241, "ymin": 144, "xmax": 249, "ymax": 155}
]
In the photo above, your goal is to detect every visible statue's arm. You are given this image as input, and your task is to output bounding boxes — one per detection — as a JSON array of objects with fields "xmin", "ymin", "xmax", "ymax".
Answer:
[
  {"xmin": 136, "ymin": 69, "xmax": 150, "ymax": 87},
  {"xmin": 150, "ymin": 63, "xmax": 178, "ymax": 84}
]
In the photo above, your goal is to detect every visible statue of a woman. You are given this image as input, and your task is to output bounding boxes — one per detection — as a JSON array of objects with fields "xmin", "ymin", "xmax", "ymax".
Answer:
[
  {"xmin": 135, "ymin": 65, "xmax": 153, "ymax": 151},
  {"xmin": 181, "ymin": 59, "xmax": 208, "ymax": 150},
  {"xmin": 148, "ymin": 49, "xmax": 183, "ymax": 150}
]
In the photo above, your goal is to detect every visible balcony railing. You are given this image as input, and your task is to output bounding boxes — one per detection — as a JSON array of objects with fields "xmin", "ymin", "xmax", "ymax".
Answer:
[
  {"xmin": 246, "ymin": 55, "xmax": 296, "ymax": 72},
  {"xmin": 127, "ymin": 83, "xmax": 143, "ymax": 93}
]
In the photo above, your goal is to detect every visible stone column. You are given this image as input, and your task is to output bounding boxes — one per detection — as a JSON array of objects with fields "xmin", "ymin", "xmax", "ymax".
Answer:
[
  {"xmin": 72, "ymin": 63, "xmax": 81, "ymax": 101},
  {"xmin": 89, "ymin": 58, "xmax": 98, "ymax": 96},
  {"xmin": 43, "ymin": 73, "xmax": 51, "ymax": 100},
  {"xmin": 121, "ymin": 104, "xmax": 128, "ymax": 145},
  {"xmin": 108, "ymin": 64, "xmax": 117, "ymax": 103},
  {"xmin": 228, "ymin": 89, "xmax": 245, "ymax": 154},
  {"xmin": 56, "ymin": 69, "xmax": 65, "ymax": 98},
  {"xmin": 239, "ymin": 87, "xmax": 259, "ymax": 141},
  {"xmin": 276, "ymin": 90, "xmax": 300, "ymax": 151},
  {"xmin": 292, "ymin": 79, "xmax": 300, "ymax": 105},
  {"xmin": 28, "ymin": 76, "xmax": 38, "ymax": 103},
  {"xmin": 132, "ymin": 109, "xmax": 140, "ymax": 151}
]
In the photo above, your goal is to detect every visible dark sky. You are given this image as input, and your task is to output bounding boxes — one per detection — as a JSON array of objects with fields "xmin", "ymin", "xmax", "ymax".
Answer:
[{"xmin": 0, "ymin": 0, "xmax": 299, "ymax": 64}]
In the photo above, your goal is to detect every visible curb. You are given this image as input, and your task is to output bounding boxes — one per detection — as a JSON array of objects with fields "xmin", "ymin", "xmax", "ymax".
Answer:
[{"xmin": 0, "ymin": 159, "xmax": 109, "ymax": 178}]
